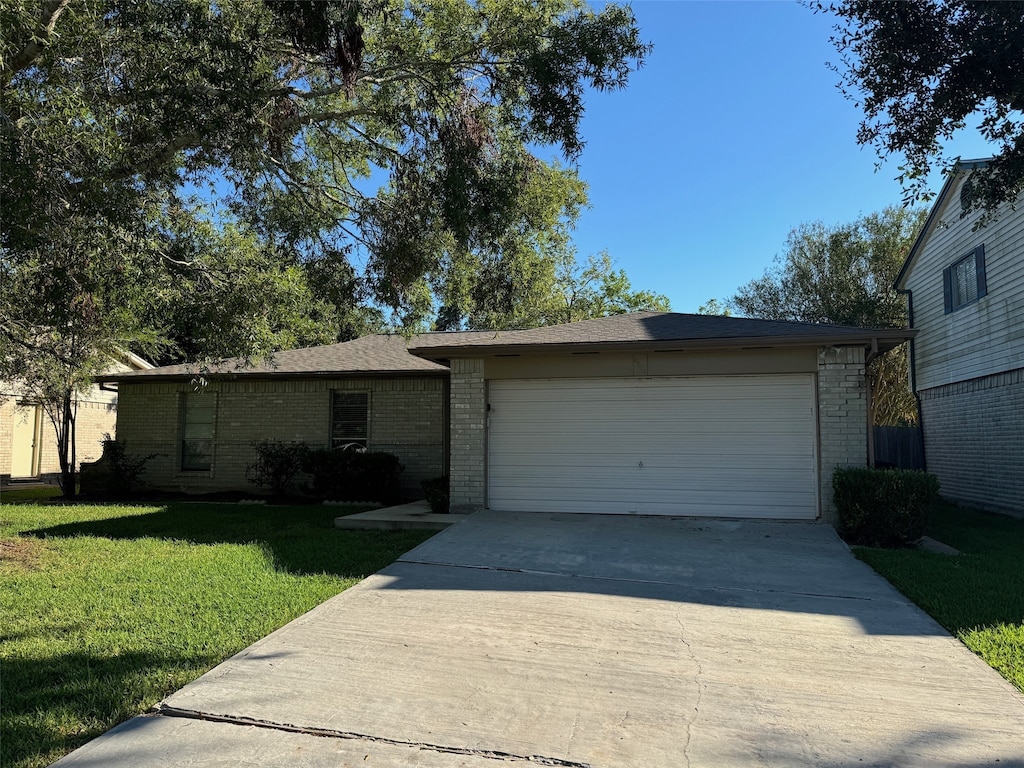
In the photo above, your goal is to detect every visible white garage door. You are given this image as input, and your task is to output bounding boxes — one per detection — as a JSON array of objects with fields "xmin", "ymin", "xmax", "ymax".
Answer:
[{"xmin": 487, "ymin": 375, "xmax": 819, "ymax": 519}]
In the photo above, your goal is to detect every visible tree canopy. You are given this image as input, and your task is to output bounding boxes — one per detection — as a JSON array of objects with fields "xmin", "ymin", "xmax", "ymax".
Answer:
[
  {"xmin": 731, "ymin": 206, "xmax": 928, "ymax": 425},
  {"xmin": 2, "ymin": 0, "xmax": 649, "ymax": 303},
  {"xmin": 462, "ymin": 249, "xmax": 670, "ymax": 330},
  {"xmin": 814, "ymin": 0, "xmax": 1024, "ymax": 218},
  {"xmin": 0, "ymin": 0, "xmax": 651, "ymax": 494}
]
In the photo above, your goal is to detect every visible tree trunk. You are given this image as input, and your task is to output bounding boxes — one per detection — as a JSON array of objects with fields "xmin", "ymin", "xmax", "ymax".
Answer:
[{"xmin": 57, "ymin": 389, "xmax": 77, "ymax": 500}]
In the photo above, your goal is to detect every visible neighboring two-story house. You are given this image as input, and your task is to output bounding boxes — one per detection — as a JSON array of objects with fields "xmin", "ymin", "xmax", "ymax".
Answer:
[{"xmin": 895, "ymin": 159, "xmax": 1024, "ymax": 515}]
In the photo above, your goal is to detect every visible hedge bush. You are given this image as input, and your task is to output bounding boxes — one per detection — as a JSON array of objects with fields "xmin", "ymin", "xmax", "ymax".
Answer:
[
  {"xmin": 246, "ymin": 440, "xmax": 310, "ymax": 495},
  {"xmin": 80, "ymin": 436, "xmax": 158, "ymax": 498},
  {"xmin": 833, "ymin": 467, "xmax": 940, "ymax": 547},
  {"xmin": 421, "ymin": 475, "xmax": 449, "ymax": 514},
  {"xmin": 304, "ymin": 448, "xmax": 404, "ymax": 503}
]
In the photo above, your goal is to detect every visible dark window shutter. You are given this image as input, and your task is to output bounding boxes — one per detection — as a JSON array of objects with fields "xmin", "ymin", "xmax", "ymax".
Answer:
[
  {"xmin": 975, "ymin": 244, "xmax": 987, "ymax": 298},
  {"xmin": 942, "ymin": 265, "xmax": 953, "ymax": 314}
]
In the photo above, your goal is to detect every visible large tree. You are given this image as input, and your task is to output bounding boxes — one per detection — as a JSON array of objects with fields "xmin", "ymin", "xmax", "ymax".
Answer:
[
  {"xmin": 814, "ymin": 0, "xmax": 1024, "ymax": 218},
  {"xmin": 438, "ymin": 248, "xmax": 670, "ymax": 331},
  {"xmin": 731, "ymin": 206, "xmax": 928, "ymax": 426},
  {"xmin": 1, "ymin": 0, "xmax": 649, "ymax": 493}
]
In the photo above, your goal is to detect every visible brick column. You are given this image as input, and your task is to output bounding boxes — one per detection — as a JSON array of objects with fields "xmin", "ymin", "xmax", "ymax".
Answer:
[
  {"xmin": 449, "ymin": 358, "xmax": 486, "ymax": 513},
  {"xmin": 817, "ymin": 346, "xmax": 868, "ymax": 525}
]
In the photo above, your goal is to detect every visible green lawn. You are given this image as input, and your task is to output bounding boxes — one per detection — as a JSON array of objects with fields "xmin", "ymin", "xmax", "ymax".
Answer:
[
  {"xmin": 0, "ymin": 498, "xmax": 434, "ymax": 768},
  {"xmin": 854, "ymin": 501, "xmax": 1024, "ymax": 692}
]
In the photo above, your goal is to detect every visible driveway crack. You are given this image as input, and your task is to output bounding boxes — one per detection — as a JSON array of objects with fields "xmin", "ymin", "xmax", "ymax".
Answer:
[
  {"xmin": 153, "ymin": 704, "xmax": 592, "ymax": 767},
  {"xmin": 675, "ymin": 609, "xmax": 705, "ymax": 768}
]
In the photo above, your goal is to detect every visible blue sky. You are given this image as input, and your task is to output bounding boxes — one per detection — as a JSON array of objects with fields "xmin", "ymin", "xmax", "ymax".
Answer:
[{"xmin": 565, "ymin": 1, "xmax": 994, "ymax": 313}]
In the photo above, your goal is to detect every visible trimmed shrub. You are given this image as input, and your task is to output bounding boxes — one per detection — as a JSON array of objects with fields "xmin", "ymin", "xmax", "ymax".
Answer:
[
  {"xmin": 833, "ymin": 467, "xmax": 940, "ymax": 547},
  {"xmin": 421, "ymin": 475, "xmax": 449, "ymax": 514},
  {"xmin": 80, "ymin": 436, "xmax": 158, "ymax": 498},
  {"xmin": 246, "ymin": 440, "xmax": 310, "ymax": 496},
  {"xmin": 304, "ymin": 448, "xmax": 404, "ymax": 503}
]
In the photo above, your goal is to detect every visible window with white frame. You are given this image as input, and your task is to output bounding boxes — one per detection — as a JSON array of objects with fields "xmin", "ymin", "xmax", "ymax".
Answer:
[
  {"xmin": 181, "ymin": 392, "xmax": 216, "ymax": 471},
  {"xmin": 331, "ymin": 391, "xmax": 369, "ymax": 450},
  {"xmin": 943, "ymin": 245, "xmax": 987, "ymax": 313}
]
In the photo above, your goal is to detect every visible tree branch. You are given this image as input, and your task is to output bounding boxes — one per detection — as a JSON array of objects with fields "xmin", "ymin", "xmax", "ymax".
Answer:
[{"xmin": 2, "ymin": 0, "xmax": 75, "ymax": 78}]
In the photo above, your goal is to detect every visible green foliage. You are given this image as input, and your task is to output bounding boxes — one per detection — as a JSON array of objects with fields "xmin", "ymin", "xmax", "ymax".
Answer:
[
  {"xmin": 854, "ymin": 501, "xmax": 1024, "ymax": 692},
  {"xmin": 304, "ymin": 449, "xmax": 404, "ymax": 503},
  {"xmin": 833, "ymin": 467, "xmax": 940, "ymax": 547},
  {"xmin": 1, "ymin": 0, "xmax": 650, "ymax": 480},
  {"xmin": 696, "ymin": 298, "xmax": 732, "ymax": 316},
  {"xmin": 421, "ymin": 475, "xmax": 450, "ymax": 514},
  {"xmin": 0, "ymin": 500, "xmax": 433, "ymax": 768},
  {"xmin": 731, "ymin": 206, "xmax": 927, "ymax": 425},
  {"xmin": 83, "ymin": 437, "xmax": 159, "ymax": 498},
  {"xmin": 813, "ymin": 0, "xmax": 1024, "ymax": 218},
  {"xmin": 246, "ymin": 440, "xmax": 311, "ymax": 496},
  {"xmin": 449, "ymin": 248, "xmax": 671, "ymax": 330}
]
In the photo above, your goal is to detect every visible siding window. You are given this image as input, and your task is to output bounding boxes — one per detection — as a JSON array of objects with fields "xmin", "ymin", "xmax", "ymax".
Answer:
[
  {"xmin": 331, "ymin": 391, "xmax": 369, "ymax": 450},
  {"xmin": 181, "ymin": 393, "xmax": 216, "ymax": 471},
  {"xmin": 943, "ymin": 245, "xmax": 987, "ymax": 313}
]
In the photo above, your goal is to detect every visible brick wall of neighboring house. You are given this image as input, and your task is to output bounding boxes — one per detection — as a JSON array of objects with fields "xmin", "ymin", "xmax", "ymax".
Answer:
[
  {"xmin": 919, "ymin": 367, "xmax": 1024, "ymax": 516},
  {"xmin": 0, "ymin": 399, "xmax": 14, "ymax": 477},
  {"xmin": 1, "ymin": 392, "xmax": 117, "ymax": 482},
  {"xmin": 115, "ymin": 376, "xmax": 445, "ymax": 495},
  {"xmin": 817, "ymin": 346, "xmax": 869, "ymax": 525},
  {"xmin": 448, "ymin": 358, "xmax": 486, "ymax": 514},
  {"xmin": 37, "ymin": 400, "xmax": 117, "ymax": 474}
]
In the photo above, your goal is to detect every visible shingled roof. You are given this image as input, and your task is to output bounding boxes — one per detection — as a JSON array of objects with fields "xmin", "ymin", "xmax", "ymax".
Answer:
[
  {"xmin": 409, "ymin": 311, "xmax": 915, "ymax": 358},
  {"xmin": 97, "ymin": 313, "xmax": 914, "ymax": 382},
  {"xmin": 95, "ymin": 332, "xmax": 498, "ymax": 382}
]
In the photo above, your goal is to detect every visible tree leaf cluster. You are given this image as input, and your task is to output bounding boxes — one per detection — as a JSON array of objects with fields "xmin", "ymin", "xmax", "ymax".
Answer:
[
  {"xmin": 731, "ymin": 206, "xmax": 928, "ymax": 425},
  {"xmin": 813, "ymin": 0, "xmax": 1024, "ymax": 220}
]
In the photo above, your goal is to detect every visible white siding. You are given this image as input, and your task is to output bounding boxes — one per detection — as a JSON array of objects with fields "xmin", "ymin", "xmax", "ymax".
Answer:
[
  {"xmin": 903, "ymin": 177, "xmax": 1024, "ymax": 390},
  {"xmin": 487, "ymin": 375, "xmax": 818, "ymax": 519}
]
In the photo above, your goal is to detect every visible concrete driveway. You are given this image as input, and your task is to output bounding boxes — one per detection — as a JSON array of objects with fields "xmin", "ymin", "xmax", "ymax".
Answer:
[{"xmin": 55, "ymin": 512, "xmax": 1024, "ymax": 767}]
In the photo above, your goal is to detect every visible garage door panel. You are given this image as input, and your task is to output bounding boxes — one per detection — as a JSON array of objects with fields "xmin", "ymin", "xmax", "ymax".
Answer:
[
  {"xmin": 485, "ymin": 492, "xmax": 816, "ymax": 519},
  {"xmin": 489, "ymin": 454, "xmax": 815, "ymax": 472},
  {"xmin": 489, "ymin": 468, "xmax": 817, "ymax": 492},
  {"xmin": 490, "ymin": 479, "xmax": 815, "ymax": 502},
  {"xmin": 487, "ymin": 375, "xmax": 818, "ymax": 519},
  {"xmin": 490, "ymin": 470, "xmax": 817, "ymax": 496}
]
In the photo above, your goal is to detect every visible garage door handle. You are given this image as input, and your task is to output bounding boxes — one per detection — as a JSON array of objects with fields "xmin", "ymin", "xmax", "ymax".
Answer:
[{"xmin": 638, "ymin": 461, "xmax": 643, "ymax": 468}]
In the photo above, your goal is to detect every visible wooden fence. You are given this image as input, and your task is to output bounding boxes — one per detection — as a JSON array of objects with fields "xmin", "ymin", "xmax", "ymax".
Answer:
[{"xmin": 872, "ymin": 426, "xmax": 925, "ymax": 470}]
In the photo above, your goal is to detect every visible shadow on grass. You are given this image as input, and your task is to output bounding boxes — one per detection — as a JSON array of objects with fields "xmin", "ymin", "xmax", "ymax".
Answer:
[
  {"xmin": 855, "ymin": 501, "xmax": 1024, "ymax": 632},
  {"xmin": 26, "ymin": 503, "xmax": 435, "ymax": 579},
  {"xmin": 0, "ymin": 647, "xmax": 226, "ymax": 768}
]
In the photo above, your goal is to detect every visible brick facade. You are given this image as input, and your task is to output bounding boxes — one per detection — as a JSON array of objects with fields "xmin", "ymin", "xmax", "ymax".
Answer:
[
  {"xmin": 448, "ymin": 358, "xmax": 486, "ymax": 513},
  {"xmin": 115, "ymin": 376, "xmax": 445, "ymax": 495},
  {"xmin": 919, "ymin": 367, "xmax": 1024, "ymax": 515},
  {"xmin": 816, "ymin": 347, "xmax": 869, "ymax": 525}
]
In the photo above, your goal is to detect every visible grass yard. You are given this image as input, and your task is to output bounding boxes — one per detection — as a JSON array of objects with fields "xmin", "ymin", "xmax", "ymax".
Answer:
[
  {"xmin": 854, "ymin": 500, "xmax": 1024, "ymax": 692},
  {"xmin": 0, "ymin": 497, "xmax": 435, "ymax": 768}
]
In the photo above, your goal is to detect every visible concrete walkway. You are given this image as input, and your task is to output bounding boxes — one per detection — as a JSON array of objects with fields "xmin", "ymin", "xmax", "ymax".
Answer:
[
  {"xmin": 54, "ymin": 513, "xmax": 1024, "ymax": 767},
  {"xmin": 334, "ymin": 499, "xmax": 470, "ymax": 531}
]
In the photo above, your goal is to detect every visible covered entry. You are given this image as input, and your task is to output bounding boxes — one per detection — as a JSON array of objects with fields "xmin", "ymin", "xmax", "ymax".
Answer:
[{"xmin": 487, "ymin": 374, "xmax": 819, "ymax": 518}]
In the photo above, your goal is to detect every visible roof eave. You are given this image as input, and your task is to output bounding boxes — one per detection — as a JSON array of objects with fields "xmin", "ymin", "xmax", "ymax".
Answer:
[
  {"xmin": 94, "ymin": 368, "xmax": 450, "ymax": 384},
  {"xmin": 411, "ymin": 330, "xmax": 916, "ymax": 360}
]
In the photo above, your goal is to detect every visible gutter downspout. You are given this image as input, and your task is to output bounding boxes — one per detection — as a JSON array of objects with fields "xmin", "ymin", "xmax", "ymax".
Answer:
[
  {"xmin": 865, "ymin": 338, "xmax": 878, "ymax": 467},
  {"xmin": 896, "ymin": 287, "xmax": 927, "ymax": 471}
]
